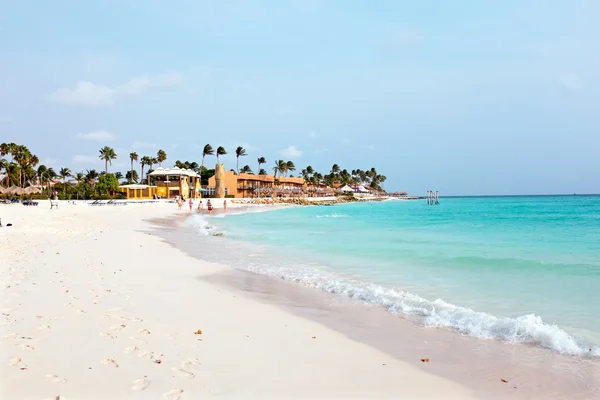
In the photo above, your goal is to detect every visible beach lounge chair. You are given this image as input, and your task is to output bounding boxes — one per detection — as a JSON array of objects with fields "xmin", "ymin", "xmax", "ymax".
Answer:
[{"xmin": 50, "ymin": 199, "xmax": 58, "ymax": 209}]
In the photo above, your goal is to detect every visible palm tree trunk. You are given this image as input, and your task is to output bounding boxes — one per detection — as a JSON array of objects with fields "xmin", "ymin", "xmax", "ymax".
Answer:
[
  {"xmin": 130, "ymin": 160, "xmax": 133, "ymax": 183},
  {"xmin": 105, "ymin": 160, "xmax": 108, "ymax": 173}
]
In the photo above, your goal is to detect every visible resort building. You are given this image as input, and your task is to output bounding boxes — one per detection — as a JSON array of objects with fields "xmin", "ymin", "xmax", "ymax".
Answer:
[
  {"xmin": 206, "ymin": 170, "xmax": 308, "ymax": 198},
  {"xmin": 118, "ymin": 167, "xmax": 201, "ymax": 200}
]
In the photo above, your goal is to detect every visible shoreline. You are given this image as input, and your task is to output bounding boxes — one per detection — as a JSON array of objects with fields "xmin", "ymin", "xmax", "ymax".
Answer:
[
  {"xmin": 1, "ymin": 202, "xmax": 477, "ymax": 399},
  {"xmin": 154, "ymin": 212, "xmax": 600, "ymax": 399}
]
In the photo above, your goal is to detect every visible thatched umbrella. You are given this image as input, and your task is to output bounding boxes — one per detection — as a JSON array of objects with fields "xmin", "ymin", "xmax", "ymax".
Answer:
[
  {"xmin": 23, "ymin": 186, "xmax": 41, "ymax": 195},
  {"xmin": 0, "ymin": 186, "xmax": 5, "ymax": 195},
  {"xmin": 6, "ymin": 185, "xmax": 21, "ymax": 195}
]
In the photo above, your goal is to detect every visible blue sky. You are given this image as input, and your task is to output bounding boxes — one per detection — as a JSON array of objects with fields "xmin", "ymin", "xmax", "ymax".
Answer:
[{"xmin": 1, "ymin": 0, "xmax": 599, "ymax": 195}]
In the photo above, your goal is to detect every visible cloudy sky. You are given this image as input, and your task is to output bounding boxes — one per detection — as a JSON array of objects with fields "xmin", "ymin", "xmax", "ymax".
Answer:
[{"xmin": 1, "ymin": 0, "xmax": 599, "ymax": 195}]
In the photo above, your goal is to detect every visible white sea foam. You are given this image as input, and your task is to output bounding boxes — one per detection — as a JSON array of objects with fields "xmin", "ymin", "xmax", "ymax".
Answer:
[
  {"xmin": 245, "ymin": 264, "xmax": 600, "ymax": 358},
  {"xmin": 183, "ymin": 215, "xmax": 216, "ymax": 236},
  {"xmin": 316, "ymin": 213, "xmax": 350, "ymax": 219}
]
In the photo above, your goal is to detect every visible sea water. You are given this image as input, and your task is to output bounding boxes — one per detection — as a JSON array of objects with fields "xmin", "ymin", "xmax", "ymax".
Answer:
[{"xmin": 186, "ymin": 196, "xmax": 600, "ymax": 357}]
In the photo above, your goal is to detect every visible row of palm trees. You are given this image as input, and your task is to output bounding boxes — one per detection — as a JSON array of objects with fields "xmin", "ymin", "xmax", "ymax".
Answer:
[{"xmin": 1, "ymin": 141, "xmax": 387, "ymax": 192}]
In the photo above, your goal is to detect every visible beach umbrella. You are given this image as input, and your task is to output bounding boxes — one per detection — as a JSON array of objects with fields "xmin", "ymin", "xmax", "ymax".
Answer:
[
  {"xmin": 6, "ymin": 185, "xmax": 20, "ymax": 195},
  {"xmin": 23, "ymin": 186, "xmax": 41, "ymax": 195}
]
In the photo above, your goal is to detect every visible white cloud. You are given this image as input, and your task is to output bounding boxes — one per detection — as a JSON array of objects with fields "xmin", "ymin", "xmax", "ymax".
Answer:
[
  {"xmin": 76, "ymin": 130, "xmax": 116, "ymax": 142},
  {"xmin": 560, "ymin": 73, "xmax": 582, "ymax": 90},
  {"xmin": 0, "ymin": 115, "xmax": 13, "ymax": 123},
  {"xmin": 48, "ymin": 73, "xmax": 183, "ymax": 107},
  {"xmin": 279, "ymin": 145, "xmax": 303, "ymax": 158},
  {"xmin": 72, "ymin": 154, "xmax": 98, "ymax": 164},
  {"xmin": 132, "ymin": 141, "xmax": 158, "ymax": 149}
]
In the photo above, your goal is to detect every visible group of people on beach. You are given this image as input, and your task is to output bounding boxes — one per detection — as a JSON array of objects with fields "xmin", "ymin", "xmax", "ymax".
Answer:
[{"xmin": 174, "ymin": 195, "xmax": 226, "ymax": 215}]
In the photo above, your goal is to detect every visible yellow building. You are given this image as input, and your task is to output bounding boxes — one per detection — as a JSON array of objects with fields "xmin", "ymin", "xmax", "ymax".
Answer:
[
  {"xmin": 206, "ymin": 171, "xmax": 307, "ymax": 198},
  {"xmin": 119, "ymin": 167, "xmax": 201, "ymax": 199},
  {"xmin": 118, "ymin": 184, "xmax": 158, "ymax": 199}
]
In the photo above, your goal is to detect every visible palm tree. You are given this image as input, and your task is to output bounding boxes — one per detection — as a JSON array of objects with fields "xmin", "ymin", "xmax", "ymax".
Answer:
[
  {"xmin": 75, "ymin": 172, "xmax": 84, "ymax": 183},
  {"xmin": 285, "ymin": 161, "xmax": 296, "ymax": 177},
  {"xmin": 85, "ymin": 169, "xmax": 99, "ymax": 185},
  {"xmin": 99, "ymin": 146, "xmax": 117, "ymax": 173},
  {"xmin": 257, "ymin": 157, "xmax": 266, "ymax": 175},
  {"xmin": 140, "ymin": 156, "xmax": 152, "ymax": 184},
  {"xmin": 114, "ymin": 172, "xmax": 123, "ymax": 181},
  {"xmin": 273, "ymin": 159, "xmax": 287, "ymax": 179},
  {"xmin": 216, "ymin": 146, "xmax": 227, "ymax": 164},
  {"xmin": 157, "ymin": 149, "xmax": 167, "ymax": 167},
  {"xmin": 125, "ymin": 170, "xmax": 139, "ymax": 183},
  {"xmin": 199, "ymin": 144, "xmax": 214, "ymax": 187},
  {"xmin": 129, "ymin": 152, "xmax": 138, "ymax": 183},
  {"xmin": 235, "ymin": 146, "xmax": 247, "ymax": 174},
  {"xmin": 0, "ymin": 158, "xmax": 7, "ymax": 187},
  {"xmin": 59, "ymin": 167, "xmax": 71, "ymax": 196},
  {"xmin": 258, "ymin": 168, "xmax": 267, "ymax": 175},
  {"xmin": 240, "ymin": 165, "xmax": 252, "ymax": 174},
  {"xmin": 331, "ymin": 164, "xmax": 340, "ymax": 174}
]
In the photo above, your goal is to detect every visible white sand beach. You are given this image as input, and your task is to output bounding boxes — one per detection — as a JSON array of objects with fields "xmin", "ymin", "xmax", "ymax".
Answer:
[{"xmin": 1, "ymin": 200, "xmax": 475, "ymax": 400}]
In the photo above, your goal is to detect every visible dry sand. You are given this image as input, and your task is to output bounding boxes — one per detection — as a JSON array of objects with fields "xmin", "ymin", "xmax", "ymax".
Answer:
[{"xmin": 1, "ymin": 200, "xmax": 475, "ymax": 399}]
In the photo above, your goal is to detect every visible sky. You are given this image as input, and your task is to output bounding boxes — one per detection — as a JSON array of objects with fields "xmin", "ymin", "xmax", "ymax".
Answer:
[{"xmin": 1, "ymin": 0, "xmax": 599, "ymax": 195}]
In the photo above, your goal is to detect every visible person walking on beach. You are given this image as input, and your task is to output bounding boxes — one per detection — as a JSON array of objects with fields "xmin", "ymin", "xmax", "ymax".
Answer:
[
  {"xmin": 223, "ymin": 199, "xmax": 227, "ymax": 213},
  {"xmin": 188, "ymin": 197, "xmax": 193, "ymax": 212},
  {"xmin": 207, "ymin": 199, "xmax": 213, "ymax": 214},
  {"xmin": 198, "ymin": 199, "xmax": 203, "ymax": 214}
]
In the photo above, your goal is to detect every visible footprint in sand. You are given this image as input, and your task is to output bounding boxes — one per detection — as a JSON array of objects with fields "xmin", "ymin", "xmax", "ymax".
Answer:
[
  {"xmin": 39, "ymin": 324, "xmax": 51, "ymax": 330},
  {"xmin": 132, "ymin": 376, "xmax": 150, "ymax": 390},
  {"xmin": 124, "ymin": 346, "xmax": 139, "ymax": 354},
  {"xmin": 110, "ymin": 324, "xmax": 126, "ymax": 331},
  {"xmin": 138, "ymin": 350, "xmax": 154, "ymax": 360},
  {"xmin": 46, "ymin": 374, "xmax": 68, "ymax": 384},
  {"xmin": 10, "ymin": 357, "xmax": 27, "ymax": 368},
  {"xmin": 138, "ymin": 329, "xmax": 151, "ymax": 335},
  {"xmin": 129, "ymin": 336, "xmax": 147, "ymax": 345},
  {"xmin": 99, "ymin": 332, "xmax": 116, "ymax": 340},
  {"xmin": 163, "ymin": 388, "xmax": 183, "ymax": 400},
  {"xmin": 182, "ymin": 358, "xmax": 201, "ymax": 368},
  {"xmin": 19, "ymin": 343, "xmax": 34, "ymax": 351},
  {"xmin": 101, "ymin": 358, "xmax": 119, "ymax": 368},
  {"xmin": 172, "ymin": 367, "xmax": 195, "ymax": 378}
]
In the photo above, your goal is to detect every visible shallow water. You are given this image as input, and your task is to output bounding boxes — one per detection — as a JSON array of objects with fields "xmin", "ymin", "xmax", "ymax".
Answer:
[{"xmin": 183, "ymin": 196, "xmax": 600, "ymax": 358}]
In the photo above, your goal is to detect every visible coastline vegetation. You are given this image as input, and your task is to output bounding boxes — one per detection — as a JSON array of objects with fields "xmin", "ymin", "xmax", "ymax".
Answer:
[{"xmin": 1, "ymin": 141, "xmax": 387, "ymax": 199}]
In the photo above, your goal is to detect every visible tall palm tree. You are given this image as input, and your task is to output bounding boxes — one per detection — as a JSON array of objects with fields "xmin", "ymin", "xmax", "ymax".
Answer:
[
  {"xmin": 0, "ymin": 158, "xmax": 7, "ymax": 187},
  {"xmin": 59, "ymin": 167, "xmax": 71, "ymax": 196},
  {"xmin": 331, "ymin": 164, "xmax": 340, "ymax": 174},
  {"xmin": 273, "ymin": 159, "xmax": 287, "ymax": 178},
  {"xmin": 156, "ymin": 149, "xmax": 167, "ymax": 167},
  {"xmin": 200, "ymin": 144, "xmax": 214, "ymax": 187},
  {"xmin": 99, "ymin": 146, "xmax": 117, "ymax": 173},
  {"xmin": 114, "ymin": 172, "xmax": 123, "ymax": 181},
  {"xmin": 257, "ymin": 157, "xmax": 266, "ymax": 175},
  {"xmin": 285, "ymin": 161, "xmax": 296, "ymax": 177},
  {"xmin": 140, "ymin": 156, "xmax": 152, "ymax": 184},
  {"xmin": 216, "ymin": 146, "xmax": 227, "ymax": 164},
  {"xmin": 129, "ymin": 152, "xmax": 138, "ymax": 183},
  {"xmin": 240, "ymin": 165, "xmax": 252, "ymax": 174},
  {"xmin": 235, "ymin": 146, "xmax": 247, "ymax": 174}
]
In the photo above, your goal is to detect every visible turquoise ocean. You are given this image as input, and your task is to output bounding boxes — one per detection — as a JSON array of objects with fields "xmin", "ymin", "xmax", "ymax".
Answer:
[{"xmin": 186, "ymin": 196, "xmax": 600, "ymax": 357}]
